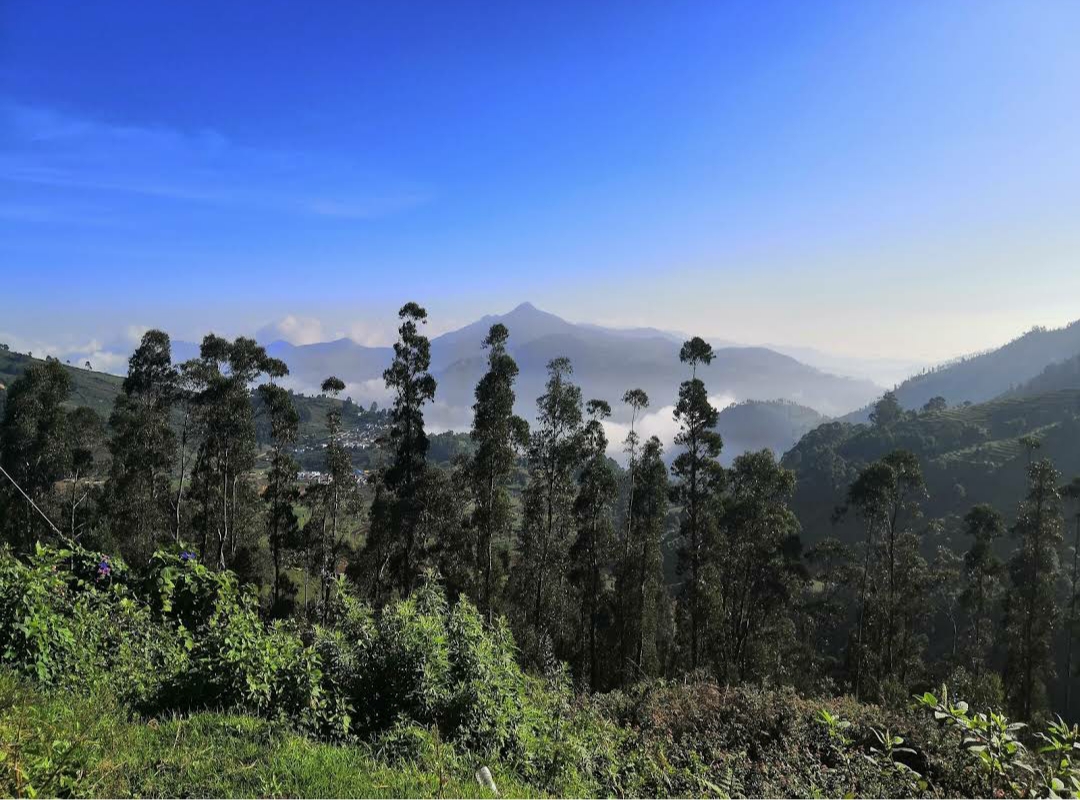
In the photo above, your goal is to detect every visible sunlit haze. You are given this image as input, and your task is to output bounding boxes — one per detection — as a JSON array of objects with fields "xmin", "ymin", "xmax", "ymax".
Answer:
[{"xmin": 2, "ymin": 1, "xmax": 1079, "ymax": 369}]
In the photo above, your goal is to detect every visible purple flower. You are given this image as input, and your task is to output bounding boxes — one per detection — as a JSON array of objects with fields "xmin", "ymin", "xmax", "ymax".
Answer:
[
  {"xmin": 180, "ymin": 551, "xmax": 197, "ymax": 563},
  {"xmin": 96, "ymin": 557, "xmax": 112, "ymax": 580}
]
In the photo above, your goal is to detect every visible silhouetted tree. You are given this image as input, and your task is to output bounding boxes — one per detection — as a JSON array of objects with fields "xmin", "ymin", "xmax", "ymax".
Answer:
[
  {"xmin": 257, "ymin": 379, "xmax": 302, "ymax": 616},
  {"xmin": 185, "ymin": 335, "xmax": 271, "ymax": 570},
  {"xmin": 514, "ymin": 357, "xmax": 583, "ymax": 664},
  {"xmin": 670, "ymin": 336, "xmax": 723, "ymax": 671},
  {"xmin": 106, "ymin": 331, "xmax": 179, "ymax": 563},
  {"xmin": 960, "ymin": 504, "xmax": 1006, "ymax": 681},
  {"xmin": 844, "ymin": 450, "xmax": 926, "ymax": 697},
  {"xmin": 712, "ymin": 449, "xmax": 802, "ymax": 684},
  {"xmin": 870, "ymin": 391, "xmax": 903, "ymax": 428},
  {"xmin": 310, "ymin": 376, "xmax": 364, "ymax": 616},
  {"xmin": 570, "ymin": 399, "xmax": 618, "ymax": 689},
  {"xmin": 364, "ymin": 303, "xmax": 437, "ymax": 599},
  {"xmin": 468, "ymin": 324, "xmax": 528, "ymax": 621},
  {"xmin": 1005, "ymin": 459, "xmax": 1064, "ymax": 719},
  {"xmin": 1061, "ymin": 476, "xmax": 1080, "ymax": 717},
  {"xmin": 615, "ymin": 435, "xmax": 669, "ymax": 684},
  {"xmin": 0, "ymin": 359, "xmax": 71, "ymax": 550}
]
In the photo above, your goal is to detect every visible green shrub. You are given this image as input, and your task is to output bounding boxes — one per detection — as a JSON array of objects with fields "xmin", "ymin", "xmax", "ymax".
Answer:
[
  {"xmin": 316, "ymin": 579, "xmax": 529, "ymax": 751},
  {"xmin": 0, "ymin": 544, "xmax": 180, "ymax": 705},
  {"xmin": 145, "ymin": 548, "xmax": 333, "ymax": 730},
  {"xmin": 590, "ymin": 681, "xmax": 983, "ymax": 798}
]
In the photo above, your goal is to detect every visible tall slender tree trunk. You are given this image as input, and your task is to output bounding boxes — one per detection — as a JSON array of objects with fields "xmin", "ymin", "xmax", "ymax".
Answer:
[
  {"xmin": 1022, "ymin": 489, "xmax": 1045, "ymax": 720},
  {"xmin": 69, "ymin": 469, "xmax": 80, "ymax": 539},
  {"xmin": 854, "ymin": 517, "xmax": 875, "ymax": 701},
  {"xmin": 484, "ymin": 472, "xmax": 495, "ymax": 623},
  {"xmin": 1067, "ymin": 513, "xmax": 1080, "ymax": 718},
  {"xmin": 174, "ymin": 423, "xmax": 188, "ymax": 542}
]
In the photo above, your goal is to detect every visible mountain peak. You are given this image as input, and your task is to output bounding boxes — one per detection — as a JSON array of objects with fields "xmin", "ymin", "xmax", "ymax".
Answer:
[{"xmin": 508, "ymin": 301, "xmax": 540, "ymax": 314}]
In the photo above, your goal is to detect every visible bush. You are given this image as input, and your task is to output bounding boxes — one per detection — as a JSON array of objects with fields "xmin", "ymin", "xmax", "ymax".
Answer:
[
  {"xmin": 590, "ymin": 681, "xmax": 983, "ymax": 797},
  {"xmin": 0, "ymin": 543, "xmax": 181, "ymax": 705},
  {"xmin": 144, "ymin": 548, "xmax": 335, "ymax": 731},
  {"xmin": 316, "ymin": 579, "xmax": 529, "ymax": 751}
]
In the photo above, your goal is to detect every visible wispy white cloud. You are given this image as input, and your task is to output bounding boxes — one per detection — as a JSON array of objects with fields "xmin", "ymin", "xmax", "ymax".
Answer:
[
  {"xmin": 0, "ymin": 102, "xmax": 434, "ymax": 219},
  {"xmin": 257, "ymin": 315, "xmax": 327, "ymax": 346},
  {"xmin": 0, "ymin": 330, "xmax": 131, "ymax": 375}
]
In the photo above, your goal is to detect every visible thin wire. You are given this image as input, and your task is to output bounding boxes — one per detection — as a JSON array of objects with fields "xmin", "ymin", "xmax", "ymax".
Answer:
[{"xmin": 0, "ymin": 461, "xmax": 68, "ymax": 541}]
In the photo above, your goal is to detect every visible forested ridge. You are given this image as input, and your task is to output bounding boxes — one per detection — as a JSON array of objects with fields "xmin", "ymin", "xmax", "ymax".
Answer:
[{"xmin": 3, "ymin": 304, "xmax": 1080, "ymax": 798}]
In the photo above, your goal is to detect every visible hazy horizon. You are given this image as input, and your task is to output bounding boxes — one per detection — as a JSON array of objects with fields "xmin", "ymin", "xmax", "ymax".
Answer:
[{"xmin": 3, "ymin": 1, "xmax": 1079, "ymax": 368}]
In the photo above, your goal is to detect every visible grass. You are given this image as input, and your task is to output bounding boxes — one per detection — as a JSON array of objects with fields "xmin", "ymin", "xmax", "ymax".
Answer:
[{"xmin": 0, "ymin": 671, "xmax": 543, "ymax": 798}]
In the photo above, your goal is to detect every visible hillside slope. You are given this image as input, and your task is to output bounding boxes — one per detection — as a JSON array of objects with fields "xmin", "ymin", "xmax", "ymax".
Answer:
[
  {"xmin": 783, "ymin": 388, "xmax": 1080, "ymax": 548},
  {"xmin": 0, "ymin": 348, "xmax": 122, "ymax": 418},
  {"xmin": 0, "ymin": 348, "xmax": 366, "ymax": 445},
  {"xmin": 842, "ymin": 319, "xmax": 1080, "ymax": 422},
  {"xmin": 1008, "ymin": 351, "xmax": 1080, "ymax": 397},
  {"xmin": 716, "ymin": 399, "xmax": 829, "ymax": 465}
]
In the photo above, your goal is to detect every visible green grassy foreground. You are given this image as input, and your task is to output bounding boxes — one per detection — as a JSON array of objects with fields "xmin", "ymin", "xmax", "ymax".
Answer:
[{"xmin": 0, "ymin": 672, "xmax": 537, "ymax": 799}]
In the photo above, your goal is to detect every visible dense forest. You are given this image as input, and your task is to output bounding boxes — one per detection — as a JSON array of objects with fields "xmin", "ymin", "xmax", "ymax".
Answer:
[{"xmin": 3, "ymin": 304, "xmax": 1080, "ymax": 798}]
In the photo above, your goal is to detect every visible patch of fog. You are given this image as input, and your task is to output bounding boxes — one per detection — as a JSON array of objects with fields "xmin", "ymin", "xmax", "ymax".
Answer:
[
  {"xmin": 421, "ymin": 401, "xmax": 473, "ymax": 434},
  {"xmin": 602, "ymin": 392, "xmax": 737, "ymax": 465}
]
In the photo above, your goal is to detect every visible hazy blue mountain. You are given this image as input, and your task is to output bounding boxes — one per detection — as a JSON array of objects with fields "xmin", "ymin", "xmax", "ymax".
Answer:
[
  {"xmin": 715, "ymin": 400, "xmax": 829, "ymax": 466},
  {"xmin": 238, "ymin": 303, "xmax": 881, "ymax": 432},
  {"xmin": 841, "ymin": 319, "xmax": 1080, "ymax": 422},
  {"xmin": 1008, "ymin": 351, "xmax": 1080, "ymax": 397}
]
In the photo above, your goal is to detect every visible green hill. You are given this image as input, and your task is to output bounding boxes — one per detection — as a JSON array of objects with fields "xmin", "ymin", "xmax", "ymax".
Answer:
[
  {"xmin": 0, "ymin": 348, "xmax": 379, "ymax": 447},
  {"xmin": 716, "ymin": 399, "xmax": 828, "ymax": 465},
  {"xmin": 782, "ymin": 388, "xmax": 1080, "ymax": 548},
  {"xmin": 0, "ymin": 348, "xmax": 123, "ymax": 418}
]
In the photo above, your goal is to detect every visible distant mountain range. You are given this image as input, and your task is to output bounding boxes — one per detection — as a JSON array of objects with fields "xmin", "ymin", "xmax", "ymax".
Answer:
[
  {"xmin": 5, "ymin": 306, "xmax": 1080, "ymax": 471},
  {"xmin": 225, "ymin": 303, "xmax": 883, "ymax": 430}
]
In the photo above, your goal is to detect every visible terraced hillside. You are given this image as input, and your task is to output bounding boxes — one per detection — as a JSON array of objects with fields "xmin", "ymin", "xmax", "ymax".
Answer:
[{"xmin": 782, "ymin": 388, "xmax": 1080, "ymax": 549}]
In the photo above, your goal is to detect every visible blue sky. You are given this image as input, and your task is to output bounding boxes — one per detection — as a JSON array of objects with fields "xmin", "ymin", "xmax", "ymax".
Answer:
[{"xmin": 2, "ymin": 0, "xmax": 1079, "ymax": 366}]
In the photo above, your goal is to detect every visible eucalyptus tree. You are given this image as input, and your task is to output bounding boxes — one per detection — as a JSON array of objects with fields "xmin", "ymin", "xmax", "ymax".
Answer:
[
  {"xmin": 0, "ymin": 358, "xmax": 71, "ymax": 550},
  {"xmin": 257, "ymin": 380, "xmax": 302, "ymax": 615},
  {"xmin": 364, "ymin": 302, "xmax": 437, "ymax": 599},
  {"xmin": 619, "ymin": 435, "xmax": 669, "ymax": 683},
  {"xmin": 1019, "ymin": 434, "xmax": 1043, "ymax": 466},
  {"xmin": 311, "ymin": 376, "xmax": 364, "ymax": 615},
  {"xmin": 468, "ymin": 323, "xmax": 529, "ymax": 621},
  {"xmin": 185, "ymin": 335, "xmax": 272, "ymax": 570},
  {"xmin": 1061, "ymin": 476, "xmax": 1080, "ymax": 717},
  {"xmin": 930, "ymin": 543, "xmax": 964, "ymax": 665},
  {"xmin": 869, "ymin": 391, "xmax": 903, "ymax": 428},
  {"xmin": 801, "ymin": 537, "xmax": 857, "ymax": 680},
  {"xmin": 670, "ymin": 336, "xmax": 724, "ymax": 672},
  {"xmin": 620, "ymin": 388, "xmax": 649, "ymax": 556},
  {"xmin": 106, "ymin": 330, "xmax": 179, "ymax": 562},
  {"xmin": 570, "ymin": 399, "xmax": 618, "ymax": 689},
  {"xmin": 1004, "ymin": 458, "xmax": 1064, "ymax": 720},
  {"xmin": 959, "ymin": 504, "xmax": 1006, "ymax": 680},
  {"xmin": 712, "ymin": 449, "xmax": 802, "ymax": 684},
  {"xmin": 844, "ymin": 449, "xmax": 926, "ymax": 697},
  {"xmin": 514, "ymin": 357, "xmax": 583, "ymax": 662},
  {"xmin": 65, "ymin": 406, "xmax": 105, "ymax": 542},
  {"xmin": 614, "ymin": 387, "xmax": 651, "ymax": 679}
]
